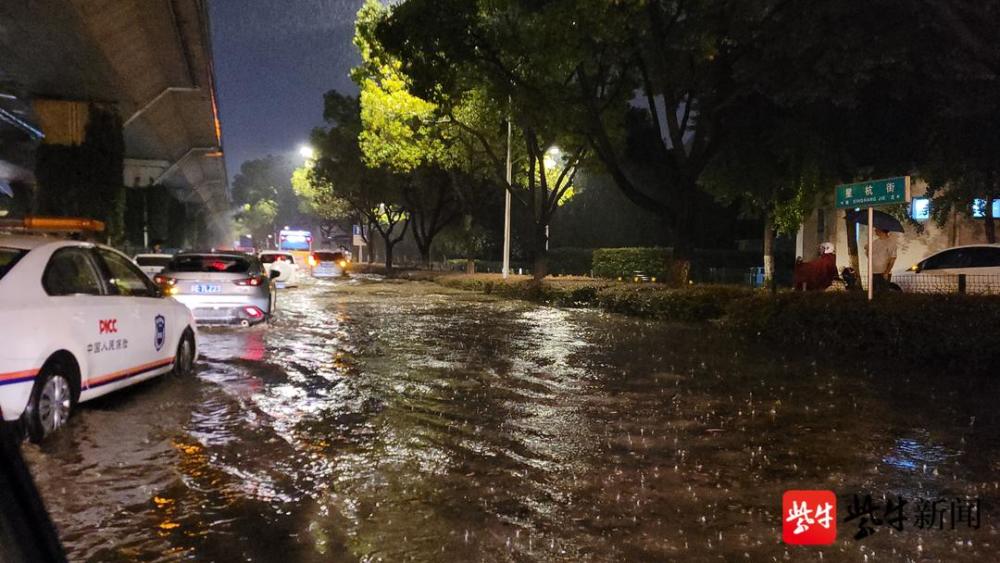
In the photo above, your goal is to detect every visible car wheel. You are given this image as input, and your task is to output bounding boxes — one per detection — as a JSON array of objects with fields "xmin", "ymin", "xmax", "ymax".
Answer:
[
  {"xmin": 173, "ymin": 330, "xmax": 196, "ymax": 376},
  {"xmin": 24, "ymin": 366, "xmax": 75, "ymax": 443}
]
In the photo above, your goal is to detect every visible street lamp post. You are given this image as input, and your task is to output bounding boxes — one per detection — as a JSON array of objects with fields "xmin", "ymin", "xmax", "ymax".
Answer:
[{"xmin": 502, "ymin": 100, "xmax": 513, "ymax": 279}]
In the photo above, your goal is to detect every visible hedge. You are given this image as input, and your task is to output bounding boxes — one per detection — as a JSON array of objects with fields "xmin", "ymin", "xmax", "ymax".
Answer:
[
  {"xmin": 436, "ymin": 274, "xmax": 750, "ymax": 322},
  {"xmin": 725, "ymin": 292, "xmax": 1000, "ymax": 371},
  {"xmin": 595, "ymin": 284, "xmax": 753, "ymax": 321},
  {"xmin": 592, "ymin": 247, "xmax": 672, "ymax": 280},
  {"xmin": 547, "ymin": 247, "xmax": 594, "ymax": 276}
]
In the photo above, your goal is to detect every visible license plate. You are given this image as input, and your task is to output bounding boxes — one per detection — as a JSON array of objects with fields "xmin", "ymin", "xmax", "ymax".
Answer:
[{"xmin": 193, "ymin": 284, "xmax": 222, "ymax": 294}]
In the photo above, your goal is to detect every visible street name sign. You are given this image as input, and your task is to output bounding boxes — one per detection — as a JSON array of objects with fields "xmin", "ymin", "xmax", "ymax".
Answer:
[{"xmin": 835, "ymin": 176, "xmax": 911, "ymax": 209}]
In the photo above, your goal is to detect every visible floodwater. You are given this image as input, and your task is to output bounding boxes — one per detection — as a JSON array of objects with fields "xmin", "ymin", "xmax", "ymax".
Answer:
[{"xmin": 23, "ymin": 279, "xmax": 1000, "ymax": 562}]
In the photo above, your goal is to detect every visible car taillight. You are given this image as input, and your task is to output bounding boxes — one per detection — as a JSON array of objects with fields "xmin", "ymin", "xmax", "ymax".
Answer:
[
  {"xmin": 308, "ymin": 255, "xmax": 317, "ymax": 267},
  {"xmin": 234, "ymin": 277, "xmax": 262, "ymax": 286},
  {"xmin": 154, "ymin": 275, "xmax": 176, "ymax": 286},
  {"xmin": 243, "ymin": 306, "xmax": 264, "ymax": 318}
]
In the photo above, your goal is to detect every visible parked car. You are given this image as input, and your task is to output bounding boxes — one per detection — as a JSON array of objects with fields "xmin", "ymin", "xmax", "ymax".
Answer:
[
  {"xmin": 157, "ymin": 251, "xmax": 278, "ymax": 326},
  {"xmin": 133, "ymin": 253, "xmax": 173, "ymax": 278},
  {"xmin": 893, "ymin": 244, "xmax": 1000, "ymax": 294},
  {"xmin": 309, "ymin": 250, "xmax": 349, "ymax": 278},
  {"xmin": 259, "ymin": 250, "xmax": 300, "ymax": 288},
  {"xmin": 0, "ymin": 235, "xmax": 197, "ymax": 442}
]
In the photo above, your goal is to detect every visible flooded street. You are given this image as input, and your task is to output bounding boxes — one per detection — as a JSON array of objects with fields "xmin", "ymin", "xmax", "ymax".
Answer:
[{"xmin": 23, "ymin": 279, "xmax": 1000, "ymax": 562}]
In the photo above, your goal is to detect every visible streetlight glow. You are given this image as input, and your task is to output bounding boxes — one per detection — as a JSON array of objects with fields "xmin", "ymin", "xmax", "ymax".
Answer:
[
  {"xmin": 299, "ymin": 145, "xmax": 315, "ymax": 160},
  {"xmin": 544, "ymin": 146, "xmax": 562, "ymax": 169}
]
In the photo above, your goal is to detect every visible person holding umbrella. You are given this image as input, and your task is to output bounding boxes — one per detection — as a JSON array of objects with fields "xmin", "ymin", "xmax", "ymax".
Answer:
[
  {"xmin": 846, "ymin": 209, "xmax": 904, "ymax": 293},
  {"xmin": 865, "ymin": 228, "xmax": 897, "ymax": 291}
]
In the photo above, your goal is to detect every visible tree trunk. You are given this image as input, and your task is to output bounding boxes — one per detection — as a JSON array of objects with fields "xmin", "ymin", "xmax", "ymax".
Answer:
[
  {"xmin": 462, "ymin": 214, "xmax": 476, "ymax": 275},
  {"xmin": 384, "ymin": 241, "xmax": 395, "ymax": 270},
  {"xmin": 668, "ymin": 193, "xmax": 695, "ymax": 286},
  {"xmin": 532, "ymin": 221, "xmax": 548, "ymax": 281},
  {"xmin": 416, "ymin": 241, "xmax": 432, "ymax": 266},
  {"xmin": 763, "ymin": 213, "xmax": 776, "ymax": 292},
  {"xmin": 986, "ymin": 195, "xmax": 996, "ymax": 243}
]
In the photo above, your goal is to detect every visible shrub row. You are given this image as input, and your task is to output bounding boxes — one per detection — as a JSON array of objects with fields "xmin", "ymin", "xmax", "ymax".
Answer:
[
  {"xmin": 725, "ymin": 292, "xmax": 1000, "ymax": 371},
  {"xmin": 437, "ymin": 274, "xmax": 1000, "ymax": 372},
  {"xmin": 436, "ymin": 275, "xmax": 750, "ymax": 322},
  {"xmin": 547, "ymin": 247, "xmax": 594, "ymax": 276},
  {"xmin": 592, "ymin": 247, "xmax": 672, "ymax": 280},
  {"xmin": 595, "ymin": 284, "xmax": 753, "ymax": 321}
]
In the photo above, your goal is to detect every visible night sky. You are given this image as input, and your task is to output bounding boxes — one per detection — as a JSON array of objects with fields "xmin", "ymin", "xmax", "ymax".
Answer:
[{"xmin": 209, "ymin": 0, "xmax": 363, "ymax": 181}]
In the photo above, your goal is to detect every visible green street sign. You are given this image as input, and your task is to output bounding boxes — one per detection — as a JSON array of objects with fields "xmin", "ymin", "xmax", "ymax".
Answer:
[{"xmin": 835, "ymin": 176, "xmax": 911, "ymax": 209}]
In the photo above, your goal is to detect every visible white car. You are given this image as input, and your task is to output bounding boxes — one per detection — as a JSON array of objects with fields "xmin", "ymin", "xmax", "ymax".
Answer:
[
  {"xmin": 259, "ymin": 250, "xmax": 300, "ymax": 288},
  {"xmin": 310, "ymin": 250, "xmax": 349, "ymax": 278},
  {"xmin": 134, "ymin": 253, "xmax": 174, "ymax": 278},
  {"xmin": 0, "ymin": 236, "xmax": 197, "ymax": 442},
  {"xmin": 893, "ymin": 244, "xmax": 1000, "ymax": 294}
]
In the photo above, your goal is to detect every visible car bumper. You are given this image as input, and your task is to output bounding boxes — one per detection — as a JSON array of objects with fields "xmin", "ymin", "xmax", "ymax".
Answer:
[
  {"xmin": 173, "ymin": 294, "xmax": 270, "ymax": 325},
  {"xmin": 312, "ymin": 267, "xmax": 344, "ymax": 278}
]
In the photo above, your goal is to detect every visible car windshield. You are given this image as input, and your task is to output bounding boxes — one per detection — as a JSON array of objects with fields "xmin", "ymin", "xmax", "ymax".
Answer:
[
  {"xmin": 135, "ymin": 255, "xmax": 173, "ymax": 267},
  {"xmin": 0, "ymin": 248, "xmax": 27, "ymax": 281},
  {"xmin": 167, "ymin": 255, "xmax": 252, "ymax": 273},
  {"xmin": 260, "ymin": 254, "xmax": 294, "ymax": 264},
  {"xmin": 315, "ymin": 252, "xmax": 344, "ymax": 262}
]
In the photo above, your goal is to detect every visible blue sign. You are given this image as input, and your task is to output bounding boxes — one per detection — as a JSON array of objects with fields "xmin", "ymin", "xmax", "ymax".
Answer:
[{"xmin": 154, "ymin": 315, "xmax": 166, "ymax": 351}]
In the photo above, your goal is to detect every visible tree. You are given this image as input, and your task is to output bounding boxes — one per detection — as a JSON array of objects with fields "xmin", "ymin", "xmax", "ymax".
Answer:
[
  {"xmin": 307, "ymin": 90, "xmax": 412, "ymax": 269},
  {"xmin": 234, "ymin": 199, "xmax": 278, "ymax": 243},
  {"xmin": 291, "ymin": 164, "xmax": 353, "ymax": 241},
  {"xmin": 231, "ymin": 155, "xmax": 305, "ymax": 232},
  {"xmin": 376, "ymin": 0, "xmax": 590, "ymax": 279},
  {"xmin": 375, "ymin": 0, "xmax": 739, "ymax": 272},
  {"xmin": 916, "ymin": 2, "xmax": 1000, "ymax": 242},
  {"xmin": 378, "ymin": 0, "xmax": 957, "ymax": 284},
  {"xmin": 701, "ymin": 95, "xmax": 837, "ymax": 286},
  {"xmin": 352, "ymin": 0, "xmax": 474, "ymax": 266}
]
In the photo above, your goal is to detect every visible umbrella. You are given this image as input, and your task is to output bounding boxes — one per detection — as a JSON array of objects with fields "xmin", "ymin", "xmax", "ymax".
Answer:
[
  {"xmin": 0, "ymin": 180, "xmax": 12, "ymax": 198},
  {"xmin": 845, "ymin": 209, "xmax": 904, "ymax": 233}
]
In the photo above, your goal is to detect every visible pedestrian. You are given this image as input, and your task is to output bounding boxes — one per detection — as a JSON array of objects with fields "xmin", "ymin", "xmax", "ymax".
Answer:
[
  {"xmin": 864, "ymin": 228, "xmax": 897, "ymax": 292},
  {"xmin": 792, "ymin": 242, "xmax": 839, "ymax": 291}
]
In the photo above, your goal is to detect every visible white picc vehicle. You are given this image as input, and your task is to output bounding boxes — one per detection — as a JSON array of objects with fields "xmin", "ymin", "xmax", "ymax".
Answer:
[{"xmin": 0, "ymin": 232, "xmax": 197, "ymax": 442}]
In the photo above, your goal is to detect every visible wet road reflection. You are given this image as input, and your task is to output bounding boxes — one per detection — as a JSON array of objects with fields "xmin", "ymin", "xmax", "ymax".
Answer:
[{"xmin": 23, "ymin": 278, "xmax": 1000, "ymax": 561}]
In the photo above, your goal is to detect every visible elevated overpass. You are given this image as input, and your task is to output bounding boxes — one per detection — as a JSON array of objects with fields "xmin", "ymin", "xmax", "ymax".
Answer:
[{"xmin": 0, "ymin": 0, "xmax": 229, "ymax": 239}]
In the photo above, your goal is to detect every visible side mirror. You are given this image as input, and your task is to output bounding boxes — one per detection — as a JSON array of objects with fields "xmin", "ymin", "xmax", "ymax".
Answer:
[{"xmin": 269, "ymin": 269, "xmax": 281, "ymax": 279}]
